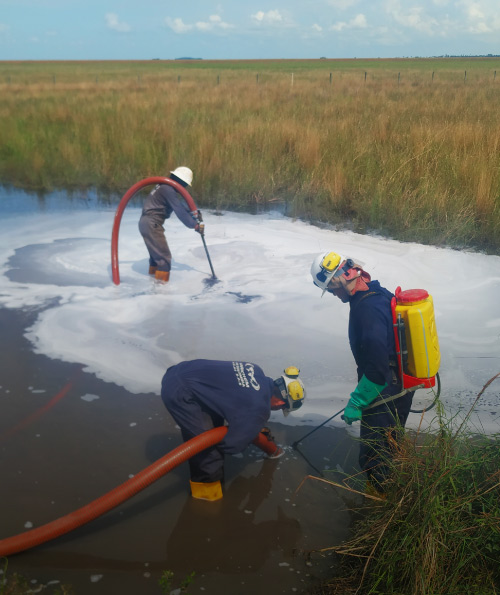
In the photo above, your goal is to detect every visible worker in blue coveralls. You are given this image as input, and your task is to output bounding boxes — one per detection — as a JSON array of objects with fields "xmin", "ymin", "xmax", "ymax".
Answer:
[
  {"xmin": 138, "ymin": 166, "xmax": 204, "ymax": 283},
  {"xmin": 161, "ymin": 359, "xmax": 306, "ymax": 502},
  {"xmin": 310, "ymin": 251, "xmax": 414, "ymax": 496}
]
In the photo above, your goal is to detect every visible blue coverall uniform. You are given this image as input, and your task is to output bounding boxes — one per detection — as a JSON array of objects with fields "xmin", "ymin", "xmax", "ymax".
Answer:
[
  {"xmin": 161, "ymin": 359, "xmax": 275, "ymax": 483},
  {"xmin": 348, "ymin": 280, "xmax": 414, "ymax": 489},
  {"xmin": 138, "ymin": 183, "xmax": 197, "ymax": 273}
]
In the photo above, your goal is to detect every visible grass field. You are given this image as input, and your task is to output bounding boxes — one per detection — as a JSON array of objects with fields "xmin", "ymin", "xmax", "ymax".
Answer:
[{"xmin": 1, "ymin": 58, "xmax": 499, "ymax": 253}]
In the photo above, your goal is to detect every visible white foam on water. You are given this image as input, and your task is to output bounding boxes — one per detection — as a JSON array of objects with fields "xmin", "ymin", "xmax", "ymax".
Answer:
[
  {"xmin": 80, "ymin": 394, "xmax": 100, "ymax": 402},
  {"xmin": 0, "ymin": 205, "xmax": 499, "ymax": 433}
]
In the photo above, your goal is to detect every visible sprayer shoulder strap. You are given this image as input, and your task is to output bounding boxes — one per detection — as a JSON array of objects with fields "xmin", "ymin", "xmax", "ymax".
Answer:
[
  {"xmin": 351, "ymin": 290, "xmax": 399, "ymax": 373},
  {"xmin": 350, "ymin": 291, "xmax": 385, "ymax": 314}
]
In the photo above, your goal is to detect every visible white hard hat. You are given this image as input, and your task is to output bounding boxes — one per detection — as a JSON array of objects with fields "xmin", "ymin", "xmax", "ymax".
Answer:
[
  {"xmin": 170, "ymin": 166, "xmax": 193, "ymax": 186},
  {"xmin": 275, "ymin": 366, "xmax": 306, "ymax": 417},
  {"xmin": 310, "ymin": 251, "xmax": 345, "ymax": 296}
]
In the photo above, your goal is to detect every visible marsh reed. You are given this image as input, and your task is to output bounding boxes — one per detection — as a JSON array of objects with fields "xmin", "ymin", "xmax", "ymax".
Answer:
[
  {"xmin": 0, "ymin": 59, "xmax": 499, "ymax": 252},
  {"xmin": 307, "ymin": 373, "xmax": 500, "ymax": 595}
]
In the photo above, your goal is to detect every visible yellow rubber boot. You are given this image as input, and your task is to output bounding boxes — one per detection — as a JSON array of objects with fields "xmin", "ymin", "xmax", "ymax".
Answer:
[
  {"xmin": 148, "ymin": 266, "xmax": 157, "ymax": 275},
  {"xmin": 155, "ymin": 270, "xmax": 170, "ymax": 283},
  {"xmin": 190, "ymin": 480, "xmax": 223, "ymax": 501}
]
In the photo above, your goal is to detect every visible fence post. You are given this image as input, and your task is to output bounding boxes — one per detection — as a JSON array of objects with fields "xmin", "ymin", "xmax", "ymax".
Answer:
[
  {"xmin": 330, "ymin": 72, "xmax": 332, "ymax": 84},
  {"xmin": 398, "ymin": 72, "xmax": 400, "ymax": 85},
  {"xmin": 364, "ymin": 71, "xmax": 367, "ymax": 82},
  {"xmin": 494, "ymin": 71, "xmax": 497, "ymax": 81},
  {"xmin": 464, "ymin": 70, "xmax": 467, "ymax": 83},
  {"xmin": 177, "ymin": 75, "xmax": 181, "ymax": 83},
  {"xmin": 432, "ymin": 71, "xmax": 434, "ymax": 82},
  {"xmin": 256, "ymin": 73, "xmax": 259, "ymax": 84},
  {"xmin": 217, "ymin": 75, "xmax": 220, "ymax": 85},
  {"xmin": 291, "ymin": 73, "xmax": 294, "ymax": 86}
]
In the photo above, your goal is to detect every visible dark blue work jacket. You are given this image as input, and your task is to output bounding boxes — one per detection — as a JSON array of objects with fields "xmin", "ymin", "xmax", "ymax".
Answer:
[
  {"xmin": 348, "ymin": 281, "xmax": 397, "ymax": 390},
  {"xmin": 141, "ymin": 183, "xmax": 197, "ymax": 229},
  {"xmin": 162, "ymin": 359, "xmax": 275, "ymax": 454}
]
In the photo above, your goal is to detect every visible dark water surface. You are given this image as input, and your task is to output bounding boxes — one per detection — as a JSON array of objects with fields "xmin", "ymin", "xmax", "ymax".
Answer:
[
  {"xmin": 0, "ymin": 190, "xmax": 360, "ymax": 594},
  {"xmin": 0, "ymin": 308, "xmax": 359, "ymax": 595}
]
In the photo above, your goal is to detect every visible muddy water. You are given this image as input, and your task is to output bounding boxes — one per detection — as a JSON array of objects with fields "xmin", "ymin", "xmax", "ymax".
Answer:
[{"xmin": 0, "ymin": 306, "xmax": 360, "ymax": 595}]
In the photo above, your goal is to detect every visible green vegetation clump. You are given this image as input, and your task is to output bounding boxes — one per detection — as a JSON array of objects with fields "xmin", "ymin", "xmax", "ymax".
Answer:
[
  {"xmin": 314, "ymin": 374, "xmax": 500, "ymax": 595},
  {"xmin": 0, "ymin": 58, "xmax": 499, "ymax": 253},
  {"xmin": 0, "ymin": 558, "xmax": 74, "ymax": 594},
  {"xmin": 158, "ymin": 569, "xmax": 196, "ymax": 594}
]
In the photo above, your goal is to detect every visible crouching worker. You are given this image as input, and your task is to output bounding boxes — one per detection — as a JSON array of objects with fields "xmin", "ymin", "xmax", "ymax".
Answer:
[{"xmin": 161, "ymin": 359, "xmax": 306, "ymax": 501}]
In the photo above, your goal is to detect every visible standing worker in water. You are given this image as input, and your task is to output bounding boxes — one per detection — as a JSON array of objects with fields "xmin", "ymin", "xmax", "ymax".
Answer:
[
  {"xmin": 310, "ymin": 251, "xmax": 414, "ymax": 496},
  {"xmin": 138, "ymin": 166, "xmax": 204, "ymax": 283},
  {"xmin": 161, "ymin": 359, "xmax": 306, "ymax": 501}
]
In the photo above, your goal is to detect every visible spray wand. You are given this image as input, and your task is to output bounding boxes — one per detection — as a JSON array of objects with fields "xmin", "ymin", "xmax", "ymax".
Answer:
[
  {"xmin": 291, "ymin": 406, "xmax": 345, "ymax": 449},
  {"xmin": 196, "ymin": 212, "xmax": 216, "ymax": 280}
]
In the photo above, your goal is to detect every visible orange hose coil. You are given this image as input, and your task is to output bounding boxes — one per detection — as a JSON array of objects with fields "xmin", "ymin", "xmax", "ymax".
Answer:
[
  {"xmin": 0, "ymin": 427, "xmax": 281, "ymax": 557},
  {"xmin": 0, "ymin": 427, "xmax": 227, "ymax": 557},
  {"xmin": 111, "ymin": 176, "xmax": 199, "ymax": 285}
]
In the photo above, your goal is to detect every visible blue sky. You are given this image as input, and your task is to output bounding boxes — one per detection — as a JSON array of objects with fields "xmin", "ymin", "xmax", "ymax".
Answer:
[{"xmin": 0, "ymin": 0, "xmax": 499, "ymax": 60}]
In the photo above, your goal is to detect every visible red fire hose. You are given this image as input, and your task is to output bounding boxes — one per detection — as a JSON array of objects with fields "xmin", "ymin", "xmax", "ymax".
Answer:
[
  {"xmin": 111, "ymin": 177, "xmax": 199, "ymax": 286},
  {"xmin": 0, "ymin": 427, "xmax": 280, "ymax": 557}
]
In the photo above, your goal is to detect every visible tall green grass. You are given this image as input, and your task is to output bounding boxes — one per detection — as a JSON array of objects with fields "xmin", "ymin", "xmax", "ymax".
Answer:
[
  {"xmin": 312, "ymin": 373, "xmax": 500, "ymax": 595},
  {"xmin": 0, "ymin": 60, "xmax": 499, "ymax": 253}
]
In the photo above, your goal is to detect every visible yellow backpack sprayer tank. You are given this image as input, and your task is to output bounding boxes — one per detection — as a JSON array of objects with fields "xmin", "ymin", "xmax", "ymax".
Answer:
[{"xmin": 391, "ymin": 287, "xmax": 441, "ymax": 392}]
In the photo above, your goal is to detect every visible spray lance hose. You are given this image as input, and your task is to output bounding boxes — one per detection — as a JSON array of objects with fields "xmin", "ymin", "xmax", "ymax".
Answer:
[{"xmin": 293, "ymin": 375, "xmax": 441, "ymax": 450}]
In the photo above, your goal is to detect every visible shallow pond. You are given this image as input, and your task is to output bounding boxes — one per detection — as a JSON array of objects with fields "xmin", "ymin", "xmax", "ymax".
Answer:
[{"xmin": 0, "ymin": 186, "xmax": 499, "ymax": 593}]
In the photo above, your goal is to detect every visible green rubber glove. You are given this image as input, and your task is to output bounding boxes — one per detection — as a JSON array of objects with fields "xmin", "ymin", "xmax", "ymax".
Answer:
[{"xmin": 343, "ymin": 374, "xmax": 387, "ymax": 425}]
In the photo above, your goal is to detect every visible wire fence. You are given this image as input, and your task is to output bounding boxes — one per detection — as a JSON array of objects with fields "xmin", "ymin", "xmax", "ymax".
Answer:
[{"xmin": 2, "ymin": 69, "xmax": 499, "ymax": 87}]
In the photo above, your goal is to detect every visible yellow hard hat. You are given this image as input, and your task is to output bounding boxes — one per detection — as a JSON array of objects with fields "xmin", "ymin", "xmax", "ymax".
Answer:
[{"xmin": 283, "ymin": 365, "xmax": 300, "ymax": 378}]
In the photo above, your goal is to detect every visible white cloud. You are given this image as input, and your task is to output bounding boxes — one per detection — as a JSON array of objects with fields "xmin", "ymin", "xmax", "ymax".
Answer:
[
  {"xmin": 251, "ymin": 10, "xmax": 283, "ymax": 25},
  {"xmin": 384, "ymin": 1, "xmax": 439, "ymax": 34},
  {"xmin": 105, "ymin": 13, "xmax": 131, "ymax": 33},
  {"xmin": 326, "ymin": 0, "xmax": 360, "ymax": 9},
  {"xmin": 165, "ymin": 14, "xmax": 233, "ymax": 33},
  {"xmin": 469, "ymin": 21, "xmax": 491, "ymax": 32},
  {"xmin": 331, "ymin": 13, "xmax": 367, "ymax": 31},
  {"xmin": 467, "ymin": 4, "xmax": 485, "ymax": 19},
  {"xmin": 352, "ymin": 14, "xmax": 368, "ymax": 27},
  {"xmin": 195, "ymin": 15, "xmax": 233, "ymax": 31},
  {"xmin": 165, "ymin": 17, "xmax": 192, "ymax": 33},
  {"xmin": 312, "ymin": 23, "xmax": 323, "ymax": 32},
  {"xmin": 457, "ymin": 0, "xmax": 500, "ymax": 33}
]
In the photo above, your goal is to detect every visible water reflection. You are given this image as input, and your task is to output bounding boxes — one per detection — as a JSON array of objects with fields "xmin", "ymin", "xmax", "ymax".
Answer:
[
  {"xmin": 164, "ymin": 458, "xmax": 300, "ymax": 575},
  {"xmin": 0, "ymin": 184, "xmax": 123, "ymax": 213},
  {"xmin": 0, "ymin": 184, "xmax": 289, "ymax": 217}
]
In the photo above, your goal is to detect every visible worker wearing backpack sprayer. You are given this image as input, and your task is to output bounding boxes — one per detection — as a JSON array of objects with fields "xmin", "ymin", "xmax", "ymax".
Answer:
[
  {"xmin": 138, "ymin": 166, "xmax": 204, "ymax": 283},
  {"xmin": 161, "ymin": 359, "xmax": 306, "ymax": 501},
  {"xmin": 311, "ymin": 251, "xmax": 440, "ymax": 497}
]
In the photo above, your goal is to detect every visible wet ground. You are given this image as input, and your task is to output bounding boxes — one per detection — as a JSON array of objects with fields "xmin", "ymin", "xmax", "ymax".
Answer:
[{"xmin": 0, "ymin": 306, "xmax": 361, "ymax": 595}]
